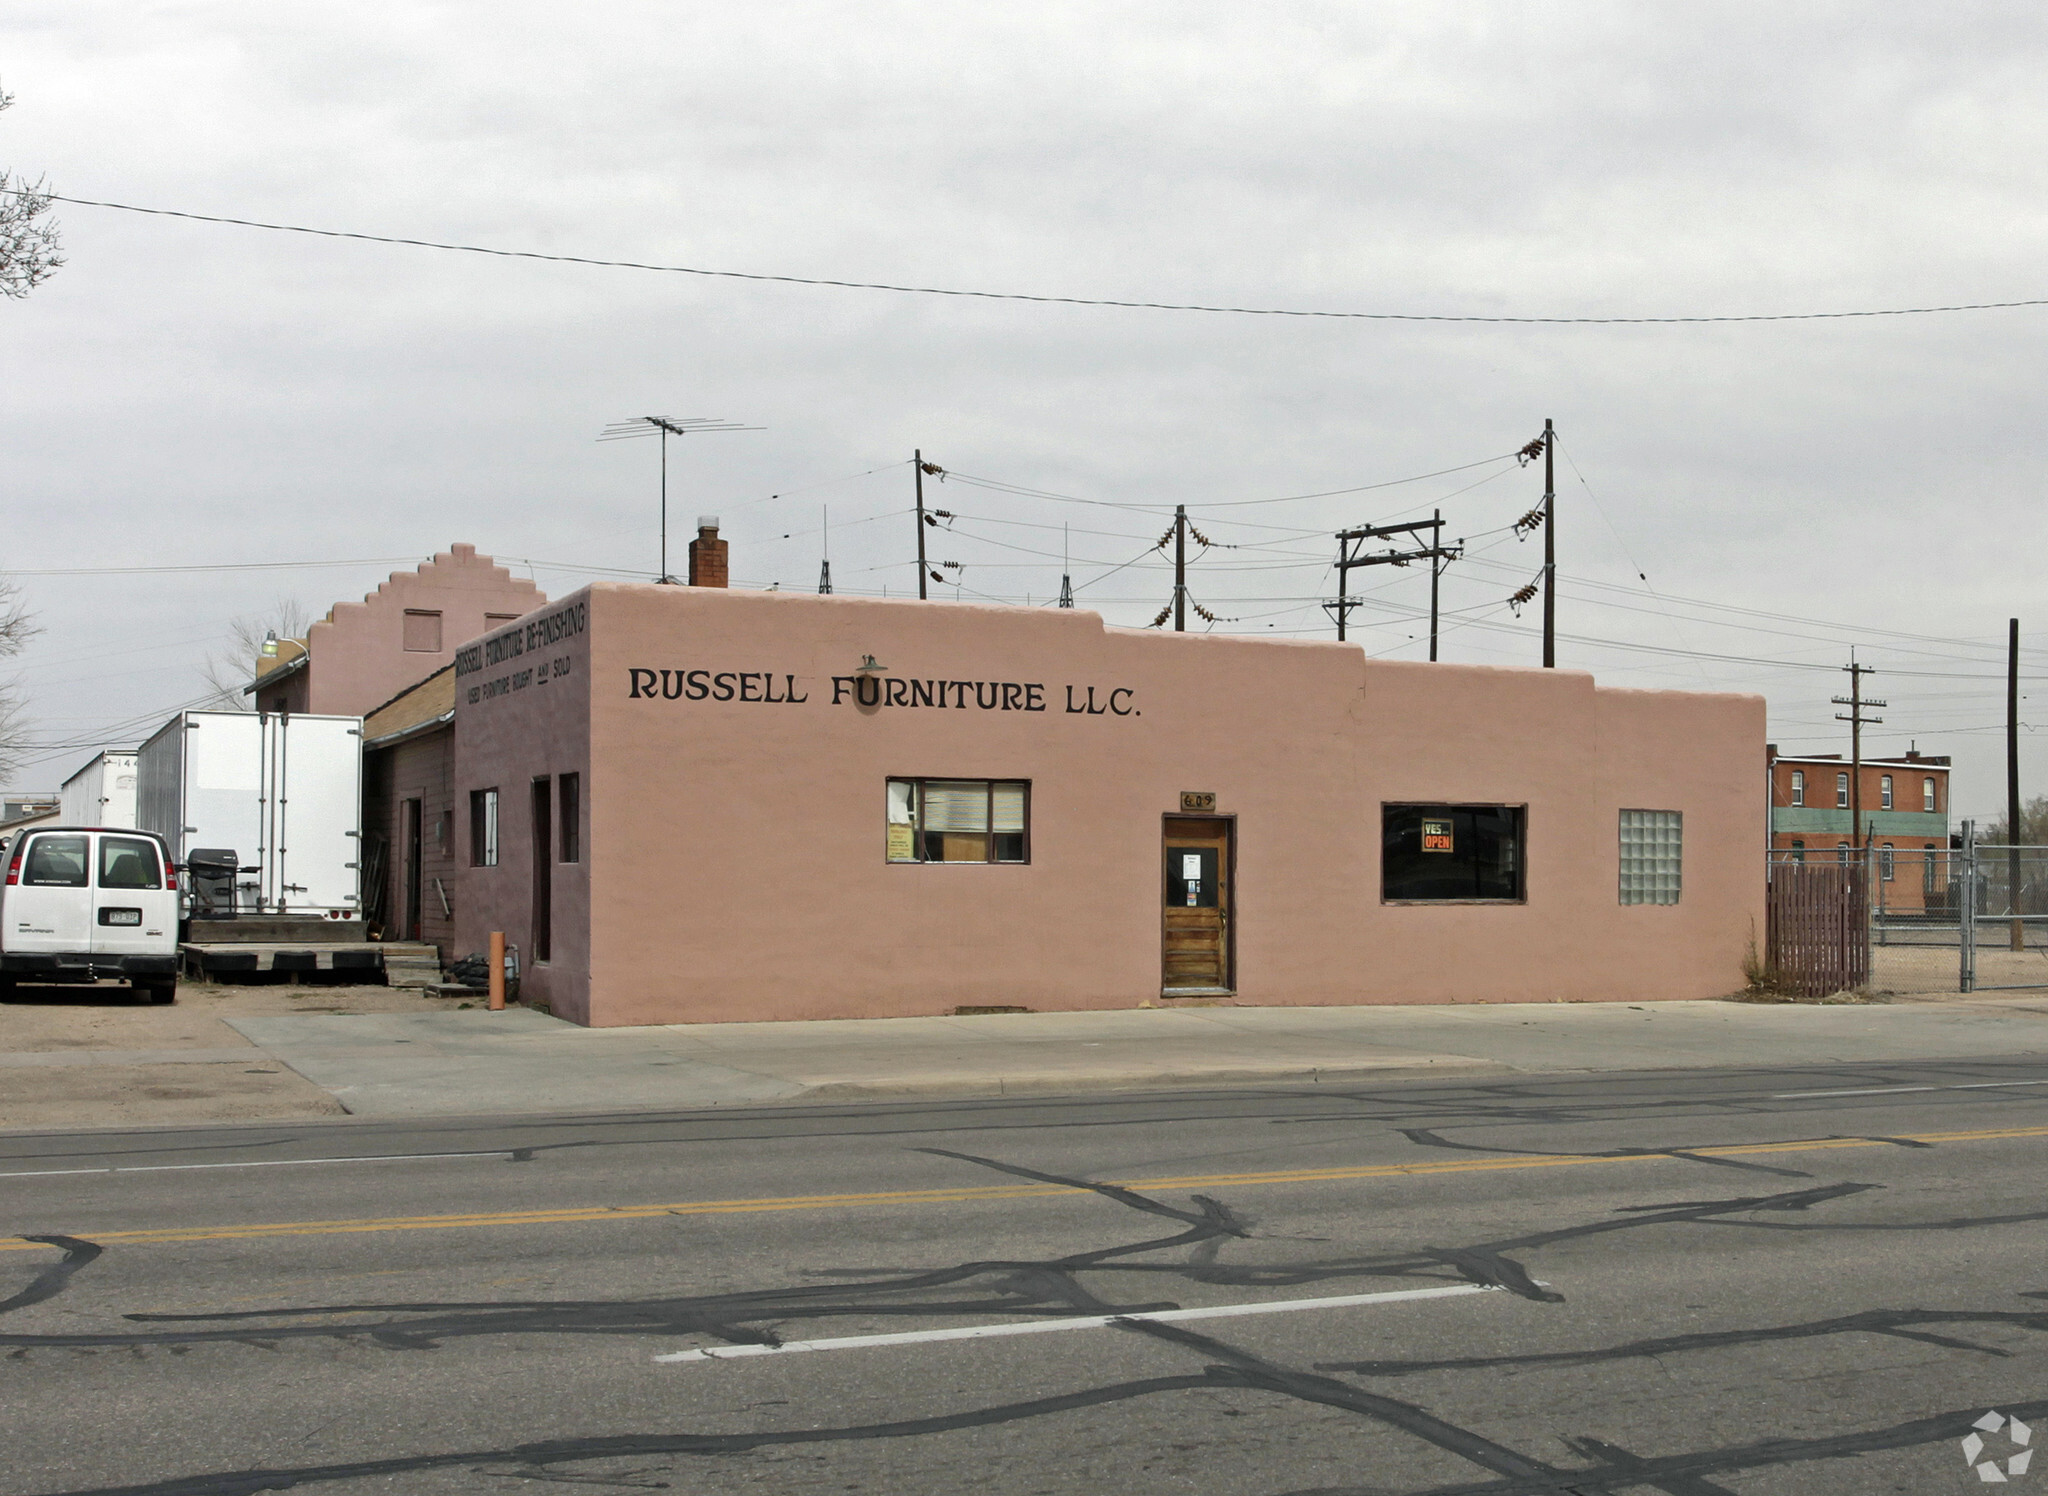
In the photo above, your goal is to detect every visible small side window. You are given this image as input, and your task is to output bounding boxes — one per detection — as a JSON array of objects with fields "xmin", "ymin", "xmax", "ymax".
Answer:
[
  {"xmin": 1880, "ymin": 774, "xmax": 1894, "ymax": 810},
  {"xmin": 558, "ymin": 773, "xmax": 581, "ymax": 863},
  {"xmin": 470, "ymin": 788, "xmax": 499, "ymax": 867},
  {"xmin": 1789, "ymin": 770, "xmax": 1804, "ymax": 807},
  {"xmin": 1836, "ymin": 773, "xmax": 1850, "ymax": 809},
  {"xmin": 1924, "ymin": 777, "xmax": 1936, "ymax": 813}
]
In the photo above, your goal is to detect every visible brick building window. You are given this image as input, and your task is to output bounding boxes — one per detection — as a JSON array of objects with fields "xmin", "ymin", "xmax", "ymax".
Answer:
[
  {"xmin": 1881, "ymin": 774, "xmax": 1894, "ymax": 810},
  {"xmin": 403, "ymin": 610, "xmax": 443, "ymax": 652},
  {"xmin": 1836, "ymin": 773, "xmax": 1850, "ymax": 809},
  {"xmin": 886, "ymin": 779, "xmax": 1029, "ymax": 864},
  {"xmin": 1618, "ymin": 809, "xmax": 1682, "ymax": 905},
  {"xmin": 1924, "ymin": 777, "xmax": 1937, "ymax": 812},
  {"xmin": 470, "ymin": 788, "xmax": 498, "ymax": 867},
  {"xmin": 1790, "ymin": 770, "xmax": 1804, "ymax": 806},
  {"xmin": 1790, "ymin": 839, "xmax": 1806, "ymax": 862},
  {"xmin": 1879, "ymin": 843, "xmax": 1895, "ymax": 881}
]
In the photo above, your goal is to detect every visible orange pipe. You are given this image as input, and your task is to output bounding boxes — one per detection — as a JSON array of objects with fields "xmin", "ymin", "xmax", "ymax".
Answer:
[{"xmin": 488, "ymin": 930, "xmax": 506, "ymax": 1010}]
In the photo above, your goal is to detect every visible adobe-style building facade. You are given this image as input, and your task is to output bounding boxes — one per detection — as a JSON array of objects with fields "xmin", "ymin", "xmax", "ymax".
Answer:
[
  {"xmin": 452, "ymin": 581, "xmax": 1766, "ymax": 1027},
  {"xmin": 1766, "ymin": 746, "xmax": 1951, "ymax": 909},
  {"xmin": 252, "ymin": 544, "xmax": 545, "ymax": 717}
]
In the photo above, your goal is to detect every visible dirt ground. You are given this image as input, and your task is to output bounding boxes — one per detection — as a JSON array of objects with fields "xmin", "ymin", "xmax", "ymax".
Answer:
[
  {"xmin": 0, "ymin": 978, "xmax": 474, "ymax": 1132},
  {"xmin": 1869, "ymin": 944, "xmax": 2048, "ymax": 995}
]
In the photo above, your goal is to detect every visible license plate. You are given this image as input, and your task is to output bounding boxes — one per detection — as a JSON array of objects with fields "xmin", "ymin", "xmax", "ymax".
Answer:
[{"xmin": 100, "ymin": 908, "xmax": 141, "ymax": 926}]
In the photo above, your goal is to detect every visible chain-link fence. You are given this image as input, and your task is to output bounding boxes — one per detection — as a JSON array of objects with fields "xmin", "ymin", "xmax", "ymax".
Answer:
[{"xmin": 1767, "ymin": 831, "xmax": 2048, "ymax": 994}]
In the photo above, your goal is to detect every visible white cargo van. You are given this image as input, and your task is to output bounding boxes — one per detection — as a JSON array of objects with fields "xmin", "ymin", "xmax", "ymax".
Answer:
[{"xmin": 0, "ymin": 827, "xmax": 181, "ymax": 1001}]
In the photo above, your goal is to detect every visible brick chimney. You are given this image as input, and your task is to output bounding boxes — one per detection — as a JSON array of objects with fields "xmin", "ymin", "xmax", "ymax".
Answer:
[{"xmin": 687, "ymin": 516, "xmax": 728, "ymax": 588}]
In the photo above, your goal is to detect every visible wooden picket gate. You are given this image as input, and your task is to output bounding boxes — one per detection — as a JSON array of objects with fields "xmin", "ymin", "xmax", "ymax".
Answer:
[{"xmin": 1766, "ymin": 859, "xmax": 1871, "ymax": 996}]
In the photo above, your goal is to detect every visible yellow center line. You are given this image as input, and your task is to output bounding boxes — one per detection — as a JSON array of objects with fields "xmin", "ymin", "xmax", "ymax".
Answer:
[{"xmin": 6, "ymin": 1123, "xmax": 2045, "ymax": 1253}]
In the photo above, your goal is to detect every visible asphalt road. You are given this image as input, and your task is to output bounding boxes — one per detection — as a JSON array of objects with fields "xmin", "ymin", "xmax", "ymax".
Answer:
[{"xmin": 5, "ymin": 1055, "xmax": 2048, "ymax": 1495}]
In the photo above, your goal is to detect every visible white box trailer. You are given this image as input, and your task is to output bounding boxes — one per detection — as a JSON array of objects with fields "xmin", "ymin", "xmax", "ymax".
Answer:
[
  {"xmin": 59, "ymin": 751, "xmax": 140, "ymax": 829},
  {"xmin": 137, "ymin": 712, "xmax": 362, "ymax": 917}
]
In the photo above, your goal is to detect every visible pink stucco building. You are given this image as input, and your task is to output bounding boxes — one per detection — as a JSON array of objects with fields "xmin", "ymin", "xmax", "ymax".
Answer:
[
  {"xmin": 254, "ymin": 544, "xmax": 545, "ymax": 717},
  {"xmin": 452, "ymin": 582, "xmax": 1766, "ymax": 1027}
]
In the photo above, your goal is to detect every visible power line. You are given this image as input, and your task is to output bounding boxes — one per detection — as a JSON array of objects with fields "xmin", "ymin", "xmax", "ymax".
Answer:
[
  {"xmin": 28, "ymin": 189, "xmax": 2048, "ymax": 326},
  {"xmin": 0, "ymin": 556, "xmax": 428, "ymax": 577},
  {"xmin": 938, "ymin": 454, "xmax": 1519, "ymax": 512}
]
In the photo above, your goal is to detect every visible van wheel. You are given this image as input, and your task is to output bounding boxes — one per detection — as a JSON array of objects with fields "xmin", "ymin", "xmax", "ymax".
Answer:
[{"xmin": 139, "ymin": 982, "xmax": 177, "ymax": 1005}]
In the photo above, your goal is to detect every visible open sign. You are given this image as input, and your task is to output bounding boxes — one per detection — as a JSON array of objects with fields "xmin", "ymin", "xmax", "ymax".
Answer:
[{"xmin": 1421, "ymin": 818, "xmax": 1454, "ymax": 853}]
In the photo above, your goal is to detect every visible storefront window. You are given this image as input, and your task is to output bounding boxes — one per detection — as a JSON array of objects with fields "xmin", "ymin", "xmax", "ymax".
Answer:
[
  {"xmin": 886, "ymin": 779, "xmax": 1028, "ymax": 864},
  {"xmin": 1382, "ymin": 805, "xmax": 1524, "ymax": 902},
  {"xmin": 1618, "ymin": 809, "xmax": 1681, "ymax": 905}
]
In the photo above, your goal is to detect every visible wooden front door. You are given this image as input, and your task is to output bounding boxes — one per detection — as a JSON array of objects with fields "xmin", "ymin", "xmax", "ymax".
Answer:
[{"xmin": 1162, "ymin": 816, "xmax": 1232, "ymax": 993}]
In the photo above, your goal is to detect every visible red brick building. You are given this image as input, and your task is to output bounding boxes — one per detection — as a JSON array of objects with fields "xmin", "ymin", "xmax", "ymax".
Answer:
[{"xmin": 1767, "ymin": 746, "xmax": 1951, "ymax": 909}]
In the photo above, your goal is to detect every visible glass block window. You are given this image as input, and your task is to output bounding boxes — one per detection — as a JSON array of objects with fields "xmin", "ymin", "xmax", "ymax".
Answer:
[{"xmin": 1618, "ymin": 809, "xmax": 1682, "ymax": 905}]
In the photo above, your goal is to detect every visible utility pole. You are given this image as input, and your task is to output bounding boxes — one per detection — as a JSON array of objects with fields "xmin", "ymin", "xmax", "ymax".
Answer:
[
  {"xmin": 1429, "ymin": 508, "xmax": 1447, "ymax": 662},
  {"xmin": 1327, "ymin": 517, "xmax": 1463, "ymax": 650},
  {"xmin": 818, "ymin": 506, "xmax": 832, "ymax": 594},
  {"xmin": 1058, "ymin": 523, "xmax": 1074, "ymax": 608},
  {"xmin": 914, "ymin": 451, "xmax": 929, "ymax": 600},
  {"xmin": 2010, "ymin": 618, "xmax": 2024, "ymax": 950},
  {"xmin": 1833, "ymin": 655, "xmax": 1885, "ymax": 857},
  {"xmin": 1540, "ymin": 418, "xmax": 1556, "ymax": 668},
  {"xmin": 1173, "ymin": 505, "xmax": 1187, "ymax": 632}
]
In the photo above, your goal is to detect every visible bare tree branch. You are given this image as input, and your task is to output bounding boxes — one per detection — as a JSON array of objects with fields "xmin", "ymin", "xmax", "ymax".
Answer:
[
  {"xmin": 198, "ymin": 602, "xmax": 314, "ymax": 712},
  {"xmin": 0, "ymin": 578, "xmax": 43, "ymax": 782},
  {"xmin": 0, "ymin": 84, "xmax": 64, "ymax": 299}
]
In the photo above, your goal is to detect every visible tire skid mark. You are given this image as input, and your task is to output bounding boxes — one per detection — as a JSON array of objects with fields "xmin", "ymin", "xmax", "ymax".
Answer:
[
  {"xmin": 1322, "ymin": 1304, "xmax": 2048, "ymax": 1377},
  {"xmin": 0, "ymin": 1236, "xmax": 102, "ymax": 1316}
]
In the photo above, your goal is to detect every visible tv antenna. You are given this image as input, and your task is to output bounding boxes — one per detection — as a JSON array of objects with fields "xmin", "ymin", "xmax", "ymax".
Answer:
[{"xmin": 599, "ymin": 416, "xmax": 761, "ymax": 583}]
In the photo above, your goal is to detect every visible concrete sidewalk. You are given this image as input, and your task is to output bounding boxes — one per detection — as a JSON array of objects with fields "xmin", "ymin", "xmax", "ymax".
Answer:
[{"xmin": 210, "ymin": 994, "xmax": 2048, "ymax": 1118}]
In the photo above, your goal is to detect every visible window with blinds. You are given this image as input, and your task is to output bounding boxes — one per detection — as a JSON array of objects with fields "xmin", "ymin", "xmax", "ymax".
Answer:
[{"xmin": 886, "ymin": 779, "xmax": 1029, "ymax": 864}]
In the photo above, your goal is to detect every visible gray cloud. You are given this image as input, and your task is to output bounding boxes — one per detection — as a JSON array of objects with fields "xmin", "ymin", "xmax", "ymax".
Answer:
[{"xmin": 2, "ymin": 1, "xmax": 2045, "ymax": 810}]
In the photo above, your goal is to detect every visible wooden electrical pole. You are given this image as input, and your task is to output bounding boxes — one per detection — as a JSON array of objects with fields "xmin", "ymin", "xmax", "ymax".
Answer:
[
  {"xmin": 914, "ymin": 450, "xmax": 929, "ymax": 600},
  {"xmin": 1327, "ymin": 518, "xmax": 1462, "ymax": 650},
  {"xmin": 1833, "ymin": 656, "xmax": 1885, "ymax": 858},
  {"xmin": 1541, "ymin": 418, "xmax": 1556, "ymax": 668},
  {"xmin": 2010, "ymin": 618, "xmax": 2024, "ymax": 949},
  {"xmin": 1429, "ymin": 508, "xmax": 1446, "ymax": 662},
  {"xmin": 1173, "ymin": 505, "xmax": 1187, "ymax": 632}
]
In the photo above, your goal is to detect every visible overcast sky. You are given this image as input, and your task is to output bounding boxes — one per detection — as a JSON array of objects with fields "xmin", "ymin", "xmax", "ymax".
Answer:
[{"xmin": 3, "ymin": 3, "xmax": 2046, "ymax": 817}]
